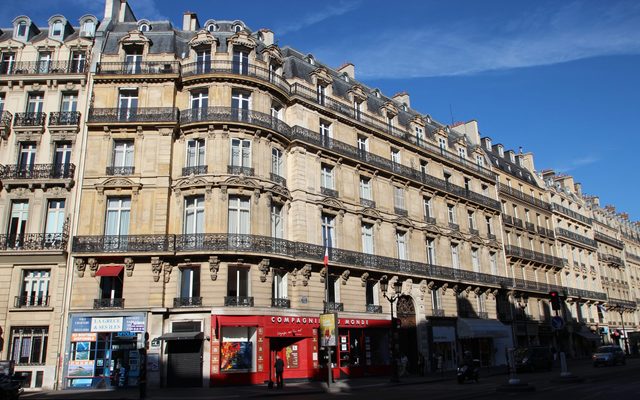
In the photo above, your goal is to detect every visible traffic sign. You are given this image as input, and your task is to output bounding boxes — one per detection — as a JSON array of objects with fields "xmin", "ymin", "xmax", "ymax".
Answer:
[{"xmin": 551, "ymin": 316, "xmax": 564, "ymax": 331}]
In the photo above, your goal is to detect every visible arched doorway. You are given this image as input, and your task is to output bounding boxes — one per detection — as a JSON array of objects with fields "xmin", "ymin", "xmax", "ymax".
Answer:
[{"xmin": 396, "ymin": 295, "xmax": 418, "ymax": 374}]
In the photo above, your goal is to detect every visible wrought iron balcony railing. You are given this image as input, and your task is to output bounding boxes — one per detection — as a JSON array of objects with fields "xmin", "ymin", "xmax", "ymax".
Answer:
[
  {"xmin": 525, "ymin": 222, "xmax": 535, "ymax": 232},
  {"xmin": 182, "ymin": 165, "xmax": 208, "ymax": 176},
  {"xmin": 180, "ymin": 107, "xmax": 290, "ymax": 136},
  {"xmin": 498, "ymin": 183, "xmax": 551, "ymax": 211},
  {"xmin": 449, "ymin": 222, "xmax": 460, "ymax": 231},
  {"xmin": 321, "ymin": 187, "xmax": 339, "ymax": 198},
  {"xmin": 598, "ymin": 253, "xmax": 624, "ymax": 266},
  {"xmin": 106, "ymin": 166, "xmax": 135, "ymax": 176},
  {"xmin": 366, "ymin": 304, "xmax": 382, "ymax": 313},
  {"xmin": 469, "ymin": 228, "xmax": 479, "ymax": 236},
  {"xmin": 324, "ymin": 301, "xmax": 344, "ymax": 312},
  {"xmin": 511, "ymin": 278, "xmax": 564, "ymax": 295},
  {"xmin": 14, "ymin": 112, "xmax": 46, "ymax": 127},
  {"xmin": 425, "ymin": 216, "xmax": 437, "ymax": 225},
  {"xmin": 88, "ymin": 107, "xmax": 178, "ymax": 123},
  {"xmin": 537, "ymin": 226, "xmax": 555, "ymax": 238},
  {"xmin": 93, "ymin": 298, "xmax": 125, "ymax": 309},
  {"xmin": 395, "ymin": 207, "xmax": 408, "ymax": 217},
  {"xmin": 181, "ymin": 60, "xmax": 290, "ymax": 93},
  {"xmin": 96, "ymin": 61, "xmax": 180, "ymax": 75},
  {"xmin": 556, "ymin": 228, "xmax": 597, "ymax": 248},
  {"xmin": 1, "ymin": 110, "xmax": 12, "ymax": 130},
  {"xmin": 0, "ymin": 164, "xmax": 75, "ymax": 180},
  {"xmin": 566, "ymin": 287, "xmax": 608, "ymax": 301},
  {"xmin": 0, "ymin": 60, "xmax": 87, "ymax": 75},
  {"xmin": 73, "ymin": 234, "xmax": 174, "ymax": 253},
  {"xmin": 173, "ymin": 296, "xmax": 203, "ymax": 308},
  {"xmin": 551, "ymin": 203, "xmax": 592, "ymax": 225},
  {"xmin": 505, "ymin": 245, "xmax": 564, "ymax": 268},
  {"xmin": 360, "ymin": 198, "xmax": 376, "ymax": 208},
  {"xmin": 271, "ymin": 298, "xmax": 291, "ymax": 308},
  {"xmin": 224, "ymin": 296, "xmax": 254, "ymax": 307},
  {"xmin": 627, "ymin": 253, "xmax": 640, "ymax": 264},
  {"xmin": 270, "ymin": 173, "xmax": 287, "ymax": 186},
  {"xmin": 594, "ymin": 232, "xmax": 625, "ymax": 249},
  {"xmin": 14, "ymin": 295, "xmax": 50, "ymax": 308},
  {"xmin": 227, "ymin": 165, "xmax": 255, "ymax": 176},
  {"xmin": 431, "ymin": 309, "xmax": 445, "ymax": 317},
  {"xmin": 48, "ymin": 111, "xmax": 80, "ymax": 126},
  {"xmin": 0, "ymin": 233, "xmax": 67, "ymax": 251}
]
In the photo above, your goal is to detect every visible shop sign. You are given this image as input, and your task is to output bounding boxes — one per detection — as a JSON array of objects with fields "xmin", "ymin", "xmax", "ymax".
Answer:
[
  {"xmin": 91, "ymin": 317, "xmax": 123, "ymax": 332},
  {"xmin": 70, "ymin": 332, "xmax": 97, "ymax": 342},
  {"xmin": 319, "ymin": 313, "xmax": 338, "ymax": 347},
  {"xmin": 71, "ymin": 317, "xmax": 92, "ymax": 333},
  {"xmin": 115, "ymin": 331, "xmax": 137, "ymax": 338},
  {"xmin": 432, "ymin": 326, "xmax": 455, "ymax": 343},
  {"xmin": 270, "ymin": 316, "xmax": 319, "ymax": 325},
  {"xmin": 124, "ymin": 316, "xmax": 146, "ymax": 332}
]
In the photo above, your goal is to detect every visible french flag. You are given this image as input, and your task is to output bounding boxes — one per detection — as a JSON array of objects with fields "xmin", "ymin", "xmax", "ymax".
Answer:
[{"xmin": 324, "ymin": 229, "xmax": 331, "ymax": 268}]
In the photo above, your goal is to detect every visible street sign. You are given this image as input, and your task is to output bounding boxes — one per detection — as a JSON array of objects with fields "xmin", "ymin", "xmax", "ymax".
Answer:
[{"xmin": 551, "ymin": 316, "xmax": 565, "ymax": 331}]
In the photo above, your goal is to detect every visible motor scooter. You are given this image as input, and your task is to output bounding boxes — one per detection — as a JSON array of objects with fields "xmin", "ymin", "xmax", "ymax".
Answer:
[{"xmin": 456, "ymin": 358, "xmax": 480, "ymax": 384}]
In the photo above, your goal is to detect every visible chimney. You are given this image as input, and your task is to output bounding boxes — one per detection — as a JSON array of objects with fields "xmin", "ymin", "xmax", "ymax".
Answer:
[
  {"xmin": 182, "ymin": 11, "xmax": 200, "ymax": 31},
  {"xmin": 591, "ymin": 196, "xmax": 600, "ymax": 207},
  {"xmin": 574, "ymin": 182, "xmax": 582, "ymax": 196},
  {"xmin": 392, "ymin": 92, "xmax": 410, "ymax": 108},
  {"xmin": 620, "ymin": 212, "xmax": 629, "ymax": 221},
  {"xmin": 518, "ymin": 153, "xmax": 536, "ymax": 172},
  {"xmin": 337, "ymin": 62, "xmax": 355, "ymax": 80},
  {"xmin": 605, "ymin": 205, "xmax": 616, "ymax": 213},
  {"xmin": 452, "ymin": 120, "xmax": 480, "ymax": 146},
  {"xmin": 104, "ymin": 0, "xmax": 118, "ymax": 20},
  {"xmin": 259, "ymin": 29, "xmax": 274, "ymax": 46}
]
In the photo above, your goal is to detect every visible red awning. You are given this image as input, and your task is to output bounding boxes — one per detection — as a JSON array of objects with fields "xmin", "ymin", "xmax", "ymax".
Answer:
[{"xmin": 95, "ymin": 265, "xmax": 124, "ymax": 277}]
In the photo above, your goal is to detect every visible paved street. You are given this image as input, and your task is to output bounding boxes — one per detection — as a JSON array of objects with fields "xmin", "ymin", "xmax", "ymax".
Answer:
[{"xmin": 22, "ymin": 358, "xmax": 640, "ymax": 400}]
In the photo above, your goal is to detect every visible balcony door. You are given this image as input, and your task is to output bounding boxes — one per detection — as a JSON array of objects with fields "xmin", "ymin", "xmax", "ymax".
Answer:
[
  {"xmin": 37, "ymin": 51, "xmax": 52, "ymax": 74},
  {"xmin": 27, "ymin": 93, "xmax": 44, "ymax": 114},
  {"xmin": 195, "ymin": 49, "xmax": 211, "ymax": 74},
  {"xmin": 185, "ymin": 139, "xmax": 205, "ymax": 169},
  {"xmin": 18, "ymin": 142, "xmax": 37, "ymax": 177},
  {"xmin": 1, "ymin": 52, "xmax": 15, "ymax": 74},
  {"xmin": 232, "ymin": 49, "xmax": 249, "ymax": 75},
  {"xmin": 45, "ymin": 199, "xmax": 65, "ymax": 247},
  {"xmin": 183, "ymin": 196, "xmax": 204, "ymax": 249},
  {"xmin": 179, "ymin": 268, "xmax": 200, "ymax": 301},
  {"xmin": 118, "ymin": 90, "xmax": 138, "ymax": 121},
  {"xmin": 189, "ymin": 90, "xmax": 208, "ymax": 121},
  {"xmin": 61, "ymin": 92, "xmax": 78, "ymax": 113},
  {"xmin": 105, "ymin": 197, "xmax": 130, "ymax": 250},
  {"xmin": 8, "ymin": 200, "xmax": 29, "ymax": 248},
  {"xmin": 53, "ymin": 142, "xmax": 72, "ymax": 177},
  {"xmin": 231, "ymin": 90, "xmax": 250, "ymax": 122},
  {"xmin": 70, "ymin": 51, "xmax": 86, "ymax": 73},
  {"xmin": 124, "ymin": 47, "xmax": 142, "ymax": 73},
  {"xmin": 22, "ymin": 270, "xmax": 50, "ymax": 306}
]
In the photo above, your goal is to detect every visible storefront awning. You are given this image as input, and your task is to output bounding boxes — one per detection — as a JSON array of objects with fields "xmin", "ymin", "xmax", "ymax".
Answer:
[
  {"xmin": 157, "ymin": 332, "xmax": 204, "ymax": 341},
  {"xmin": 95, "ymin": 265, "xmax": 124, "ymax": 277},
  {"xmin": 457, "ymin": 318, "xmax": 510, "ymax": 339},
  {"xmin": 576, "ymin": 330, "xmax": 601, "ymax": 341}
]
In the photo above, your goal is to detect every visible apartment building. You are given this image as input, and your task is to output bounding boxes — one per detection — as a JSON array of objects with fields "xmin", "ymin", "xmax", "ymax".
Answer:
[{"xmin": 0, "ymin": 13, "xmax": 97, "ymax": 389}]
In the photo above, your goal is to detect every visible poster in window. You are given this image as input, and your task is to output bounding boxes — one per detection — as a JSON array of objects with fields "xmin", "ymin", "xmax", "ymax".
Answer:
[
  {"xmin": 220, "ymin": 341, "xmax": 252, "ymax": 371},
  {"xmin": 75, "ymin": 342, "xmax": 90, "ymax": 360},
  {"xmin": 285, "ymin": 345, "xmax": 299, "ymax": 369},
  {"xmin": 67, "ymin": 360, "xmax": 95, "ymax": 377}
]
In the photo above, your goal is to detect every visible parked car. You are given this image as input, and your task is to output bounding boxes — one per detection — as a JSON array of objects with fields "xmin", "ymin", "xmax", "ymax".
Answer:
[
  {"xmin": 514, "ymin": 347, "xmax": 553, "ymax": 372},
  {"xmin": 592, "ymin": 345, "xmax": 626, "ymax": 367}
]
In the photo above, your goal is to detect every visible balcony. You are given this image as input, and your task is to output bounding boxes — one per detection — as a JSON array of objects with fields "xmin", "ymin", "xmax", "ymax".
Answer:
[
  {"xmin": 181, "ymin": 60, "xmax": 290, "ymax": 94},
  {"xmin": 360, "ymin": 198, "xmax": 376, "ymax": 208},
  {"xmin": 180, "ymin": 107, "xmax": 290, "ymax": 139},
  {"xmin": 424, "ymin": 216, "xmax": 436, "ymax": 225},
  {"xmin": 0, "ymin": 233, "xmax": 67, "ymax": 251},
  {"xmin": 366, "ymin": 304, "xmax": 382, "ymax": 313},
  {"xmin": 13, "ymin": 112, "xmax": 46, "ymax": 127},
  {"xmin": 525, "ymin": 222, "xmax": 535, "ymax": 232},
  {"xmin": 182, "ymin": 165, "xmax": 208, "ymax": 176},
  {"xmin": 93, "ymin": 298, "xmax": 125, "ymax": 309},
  {"xmin": 106, "ymin": 166, "xmax": 135, "ymax": 176},
  {"xmin": 88, "ymin": 107, "xmax": 178, "ymax": 124},
  {"xmin": 469, "ymin": 228, "xmax": 479, "ymax": 236},
  {"xmin": 488, "ymin": 233, "xmax": 496, "ymax": 240},
  {"xmin": 448, "ymin": 222, "xmax": 460, "ymax": 231},
  {"xmin": 224, "ymin": 296, "xmax": 254, "ymax": 307},
  {"xmin": 321, "ymin": 187, "xmax": 339, "ymax": 198},
  {"xmin": 537, "ymin": 226, "xmax": 555, "ymax": 238},
  {"xmin": 324, "ymin": 301, "xmax": 344, "ymax": 312},
  {"xmin": 0, "ymin": 61, "xmax": 87, "ymax": 75},
  {"xmin": 505, "ymin": 245, "xmax": 564, "ymax": 268},
  {"xmin": 173, "ymin": 296, "xmax": 203, "ymax": 308},
  {"xmin": 566, "ymin": 287, "xmax": 608, "ymax": 301},
  {"xmin": 395, "ymin": 207, "xmax": 408, "ymax": 217},
  {"xmin": 0, "ymin": 110, "xmax": 12, "ymax": 139},
  {"xmin": 0, "ymin": 164, "xmax": 75, "ymax": 180},
  {"xmin": 270, "ymin": 173, "xmax": 287, "ymax": 186},
  {"xmin": 627, "ymin": 253, "xmax": 640, "ymax": 264},
  {"xmin": 498, "ymin": 183, "xmax": 551, "ymax": 211},
  {"xmin": 72, "ymin": 234, "xmax": 174, "ymax": 253},
  {"xmin": 271, "ymin": 298, "xmax": 291, "ymax": 308},
  {"xmin": 607, "ymin": 299, "xmax": 637, "ymax": 310},
  {"xmin": 594, "ymin": 232, "xmax": 625, "ymax": 249},
  {"xmin": 227, "ymin": 165, "xmax": 255, "ymax": 176},
  {"xmin": 598, "ymin": 253, "xmax": 624, "ymax": 267},
  {"xmin": 511, "ymin": 278, "xmax": 564, "ymax": 295},
  {"xmin": 551, "ymin": 203, "xmax": 592, "ymax": 225},
  {"xmin": 556, "ymin": 228, "xmax": 597, "ymax": 248},
  {"xmin": 14, "ymin": 295, "xmax": 50, "ymax": 308},
  {"xmin": 96, "ymin": 61, "xmax": 180, "ymax": 75},
  {"xmin": 48, "ymin": 111, "xmax": 80, "ymax": 127},
  {"xmin": 431, "ymin": 309, "xmax": 445, "ymax": 317}
]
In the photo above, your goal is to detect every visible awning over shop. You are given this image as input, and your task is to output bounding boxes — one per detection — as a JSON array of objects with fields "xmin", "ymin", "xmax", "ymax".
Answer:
[
  {"xmin": 575, "ymin": 330, "xmax": 601, "ymax": 341},
  {"xmin": 157, "ymin": 332, "xmax": 204, "ymax": 341},
  {"xmin": 457, "ymin": 318, "xmax": 510, "ymax": 339},
  {"xmin": 95, "ymin": 265, "xmax": 124, "ymax": 277}
]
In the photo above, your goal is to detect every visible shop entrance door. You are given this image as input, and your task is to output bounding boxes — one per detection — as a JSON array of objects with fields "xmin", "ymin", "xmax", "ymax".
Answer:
[
  {"xmin": 397, "ymin": 295, "xmax": 418, "ymax": 374},
  {"xmin": 167, "ymin": 340, "xmax": 202, "ymax": 387},
  {"xmin": 269, "ymin": 338, "xmax": 305, "ymax": 382}
]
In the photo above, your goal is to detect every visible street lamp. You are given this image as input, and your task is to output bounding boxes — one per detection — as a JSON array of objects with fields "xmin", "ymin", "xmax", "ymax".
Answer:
[
  {"xmin": 380, "ymin": 275, "xmax": 402, "ymax": 383},
  {"xmin": 607, "ymin": 303, "xmax": 630, "ymax": 354}
]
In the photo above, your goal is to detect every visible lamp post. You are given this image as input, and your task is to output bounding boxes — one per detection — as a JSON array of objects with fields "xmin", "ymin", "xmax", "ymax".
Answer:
[
  {"xmin": 607, "ymin": 303, "xmax": 630, "ymax": 354},
  {"xmin": 380, "ymin": 275, "xmax": 402, "ymax": 383}
]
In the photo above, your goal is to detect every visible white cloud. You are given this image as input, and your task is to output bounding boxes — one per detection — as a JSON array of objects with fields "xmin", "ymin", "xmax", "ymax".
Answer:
[
  {"xmin": 276, "ymin": 0, "xmax": 361, "ymax": 35},
  {"xmin": 317, "ymin": 1, "xmax": 640, "ymax": 78},
  {"xmin": 552, "ymin": 156, "xmax": 600, "ymax": 173}
]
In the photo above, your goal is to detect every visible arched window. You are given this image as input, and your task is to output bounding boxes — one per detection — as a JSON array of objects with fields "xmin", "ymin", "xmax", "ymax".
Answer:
[
  {"xmin": 16, "ymin": 21, "xmax": 27, "ymax": 38},
  {"xmin": 51, "ymin": 20, "xmax": 64, "ymax": 37},
  {"xmin": 139, "ymin": 23, "xmax": 150, "ymax": 32},
  {"xmin": 207, "ymin": 23, "xmax": 217, "ymax": 32},
  {"xmin": 233, "ymin": 24, "xmax": 242, "ymax": 33},
  {"xmin": 342, "ymin": 72, "xmax": 349, "ymax": 83}
]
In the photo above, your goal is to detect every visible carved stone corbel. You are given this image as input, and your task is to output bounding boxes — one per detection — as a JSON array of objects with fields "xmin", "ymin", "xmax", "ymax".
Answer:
[
  {"xmin": 474, "ymin": 287, "xmax": 481, "ymax": 296},
  {"xmin": 74, "ymin": 258, "xmax": 86, "ymax": 278},
  {"xmin": 301, "ymin": 264, "xmax": 312, "ymax": 286},
  {"xmin": 419, "ymin": 280, "xmax": 427, "ymax": 300},
  {"xmin": 209, "ymin": 256, "xmax": 220, "ymax": 281},
  {"xmin": 151, "ymin": 257, "xmax": 162, "ymax": 282},
  {"xmin": 360, "ymin": 272, "xmax": 369, "ymax": 287},
  {"xmin": 163, "ymin": 262, "xmax": 173, "ymax": 283},
  {"xmin": 88, "ymin": 258, "xmax": 98, "ymax": 277},
  {"xmin": 291, "ymin": 268, "xmax": 298, "ymax": 287},
  {"xmin": 441, "ymin": 282, "xmax": 449, "ymax": 295},
  {"xmin": 427, "ymin": 281, "xmax": 435, "ymax": 290},
  {"xmin": 124, "ymin": 257, "xmax": 134, "ymax": 277},
  {"xmin": 403, "ymin": 279, "xmax": 413, "ymax": 295},
  {"xmin": 319, "ymin": 266, "xmax": 327, "ymax": 284},
  {"xmin": 258, "ymin": 259, "xmax": 270, "ymax": 282},
  {"xmin": 341, "ymin": 269, "xmax": 350, "ymax": 285}
]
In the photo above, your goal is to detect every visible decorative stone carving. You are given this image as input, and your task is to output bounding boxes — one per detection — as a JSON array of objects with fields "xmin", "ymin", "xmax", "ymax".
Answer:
[
  {"xmin": 341, "ymin": 270, "xmax": 350, "ymax": 285},
  {"xmin": 419, "ymin": 280, "xmax": 428, "ymax": 300},
  {"xmin": 258, "ymin": 259, "xmax": 270, "ymax": 282},
  {"xmin": 209, "ymin": 256, "xmax": 220, "ymax": 281},
  {"xmin": 360, "ymin": 272, "xmax": 369, "ymax": 287},
  {"xmin": 301, "ymin": 264, "xmax": 312, "ymax": 286},
  {"xmin": 319, "ymin": 266, "xmax": 327, "ymax": 284},
  {"xmin": 74, "ymin": 258, "xmax": 86, "ymax": 277},
  {"xmin": 291, "ymin": 268, "xmax": 298, "ymax": 287},
  {"xmin": 124, "ymin": 257, "xmax": 134, "ymax": 277},
  {"xmin": 427, "ymin": 281, "xmax": 435, "ymax": 290},
  {"xmin": 441, "ymin": 282, "xmax": 449, "ymax": 294},
  {"xmin": 163, "ymin": 262, "xmax": 173, "ymax": 283},
  {"xmin": 151, "ymin": 257, "xmax": 162, "ymax": 282},
  {"xmin": 88, "ymin": 258, "xmax": 98, "ymax": 277},
  {"xmin": 403, "ymin": 279, "xmax": 413, "ymax": 295}
]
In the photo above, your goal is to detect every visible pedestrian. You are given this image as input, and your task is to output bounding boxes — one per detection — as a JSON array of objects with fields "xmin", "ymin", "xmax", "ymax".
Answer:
[
  {"xmin": 274, "ymin": 354, "xmax": 285, "ymax": 389},
  {"xmin": 400, "ymin": 353, "xmax": 408, "ymax": 377}
]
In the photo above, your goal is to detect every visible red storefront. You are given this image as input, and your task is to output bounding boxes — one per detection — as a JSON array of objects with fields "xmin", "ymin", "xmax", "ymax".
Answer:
[{"xmin": 210, "ymin": 315, "xmax": 391, "ymax": 385}]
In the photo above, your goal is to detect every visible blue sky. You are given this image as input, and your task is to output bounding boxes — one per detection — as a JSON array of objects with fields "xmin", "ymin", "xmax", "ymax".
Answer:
[{"xmin": 2, "ymin": 0, "xmax": 639, "ymax": 220}]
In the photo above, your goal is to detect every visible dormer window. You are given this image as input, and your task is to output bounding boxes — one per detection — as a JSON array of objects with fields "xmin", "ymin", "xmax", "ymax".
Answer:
[
  {"xmin": 51, "ymin": 20, "xmax": 63, "ymax": 37},
  {"xmin": 402, "ymin": 103, "xmax": 408, "ymax": 112},
  {"xmin": 342, "ymin": 72, "xmax": 349, "ymax": 83},
  {"xmin": 373, "ymin": 89, "xmax": 381, "ymax": 98},
  {"xmin": 207, "ymin": 23, "xmax": 218, "ymax": 32},
  {"xmin": 306, "ymin": 55, "xmax": 315, "ymax": 65},
  {"xmin": 497, "ymin": 145, "xmax": 504, "ymax": 157},
  {"xmin": 484, "ymin": 138, "xmax": 492, "ymax": 151},
  {"xmin": 16, "ymin": 21, "xmax": 27, "ymax": 38},
  {"xmin": 233, "ymin": 24, "xmax": 243, "ymax": 33},
  {"xmin": 80, "ymin": 18, "xmax": 96, "ymax": 37},
  {"xmin": 458, "ymin": 147, "xmax": 466, "ymax": 159},
  {"xmin": 509, "ymin": 152, "xmax": 515, "ymax": 163},
  {"xmin": 138, "ymin": 23, "xmax": 150, "ymax": 32},
  {"xmin": 438, "ymin": 137, "xmax": 447, "ymax": 150}
]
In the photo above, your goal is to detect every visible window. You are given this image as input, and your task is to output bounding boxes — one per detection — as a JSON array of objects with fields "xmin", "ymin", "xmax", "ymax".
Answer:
[
  {"xmin": 438, "ymin": 137, "xmax": 447, "ymax": 150},
  {"xmin": 8, "ymin": 200, "xmax": 29, "ymax": 248},
  {"xmin": 230, "ymin": 139, "xmax": 251, "ymax": 168},
  {"xmin": 273, "ymin": 270, "xmax": 288, "ymax": 300},
  {"xmin": 105, "ymin": 197, "xmax": 130, "ymax": 236},
  {"xmin": 319, "ymin": 119, "xmax": 332, "ymax": 139},
  {"xmin": 353, "ymin": 100, "xmax": 362, "ymax": 120},
  {"xmin": 51, "ymin": 20, "xmax": 64, "ymax": 37},
  {"xmin": 321, "ymin": 164, "xmax": 334, "ymax": 190},
  {"xmin": 206, "ymin": 23, "xmax": 218, "ymax": 32},
  {"xmin": 228, "ymin": 265, "xmax": 250, "ymax": 297},
  {"xmin": 117, "ymin": 89, "xmax": 138, "ymax": 120},
  {"xmin": 451, "ymin": 243, "xmax": 460, "ymax": 269},
  {"xmin": 138, "ymin": 23, "xmax": 150, "ymax": 32},
  {"xmin": 61, "ymin": 92, "xmax": 78, "ymax": 113},
  {"xmin": 482, "ymin": 184, "xmax": 489, "ymax": 196},
  {"xmin": 467, "ymin": 210, "xmax": 476, "ymax": 229},
  {"xmin": 44, "ymin": 200, "xmax": 65, "ymax": 245},
  {"xmin": 476, "ymin": 155, "xmax": 485, "ymax": 167},
  {"xmin": 228, "ymin": 196, "xmax": 250, "ymax": 235},
  {"xmin": 485, "ymin": 216, "xmax": 493, "ymax": 235},
  {"xmin": 232, "ymin": 49, "xmax": 249, "ymax": 75},
  {"xmin": 270, "ymin": 103, "xmax": 283, "ymax": 120},
  {"xmin": 357, "ymin": 135, "xmax": 368, "ymax": 152},
  {"xmin": 81, "ymin": 20, "xmax": 95, "ymax": 36},
  {"xmin": 366, "ymin": 281, "xmax": 378, "ymax": 306},
  {"xmin": 0, "ymin": 93, "xmax": 4, "ymax": 113},
  {"xmin": 458, "ymin": 147, "xmax": 466, "ymax": 159},
  {"xmin": 271, "ymin": 204, "xmax": 283, "ymax": 239},
  {"xmin": 415, "ymin": 126, "xmax": 424, "ymax": 144},
  {"xmin": 360, "ymin": 177, "xmax": 372, "ymax": 201},
  {"xmin": 124, "ymin": 46, "xmax": 142, "ymax": 73},
  {"xmin": 184, "ymin": 196, "xmax": 205, "ymax": 234},
  {"xmin": 443, "ymin": 172, "xmax": 451, "ymax": 185},
  {"xmin": 196, "ymin": 49, "xmax": 211, "ymax": 74},
  {"xmin": 271, "ymin": 148, "xmax": 283, "ymax": 177},
  {"xmin": 10, "ymin": 327, "xmax": 48, "ymax": 365},
  {"xmin": 327, "ymin": 275, "xmax": 340, "ymax": 303},
  {"xmin": 387, "ymin": 115, "xmax": 394, "ymax": 130},
  {"xmin": 231, "ymin": 90, "xmax": 251, "ymax": 120},
  {"xmin": 361, "ymin": 223, "xmax": 374, "ymax": 254},
  {"xmin": 179, "ymin": 267, "xmax": 200, "ymax": 299},
  {"xmin": 426, "ymin": 238, "xmax": 436, "ymax": 264},
  {"xmin": 27, "ymin": 92, "xmax": 44, "ymax": 114},
  {"xmin": 190, "ymin": 89, "xmax": 208, "ymax": 110},
  {"xmin": 233, "ymin": 24, "xmax": 243, "ymax": 33},
  {"xmin": 509, "ymin": 152, "xmax": 515, "ymax": 163},
  {"xmin": 317, "ymin": 84, "xmax": 326, "ymax": 106},
  {"xmin": 396, "ymin": 231, "xmax": 407, "ymax": 260},
  {"xmin": 431, "ymin": 288, "xmax": 441, "ymax": 310},
  {"xmin": 447, "ymin": 204, "xmax": 457, "ymax": 223},
  {"xmin": 390, "ymin": 148, "xmax": 401, "ymax": 164},
  {"xmin": 393, "ymin": 187, "xmax": 405, "ymax": 210},
  {"xmin": 1, "ymin": 52, "xmax": 16, "ymax": 74},
  {"xmin": 186, "ymin": 139, "xmax": 205, "ymax": 168},
  {"xmin": 490, "ymin": 252, "xmax": 498, "ymax": 275},
  {"xmin": 471, "ymin": 248, "xmax": 479, "ymax": 272},
  {"xmin": 525, "ymin": 209, "xmax": 530, "ymax": 223},
  {"xmin": 18, "ymin": 142, "xmax": 36, "ymax": 173},
  {"xmin": 99, "ymin": 267, "xmax": 123, "ymax": 300},
  {"xmin": 21, "ymin": 270, "xmax": 50, "ymax": 306},
  {"xmin": 16, "ymin": 21, "xmax": 27, "ymax": 38},
  {"xmin": 423, "ymin": 197, "xmax": 432, "ymax": 219},
  {"xmin": 477, "ymin": 295, "xmax": 486, "ymax": 314},
  {"xmin": 420, "ymin": 160, "xmax": 428, "ymax": 175},
  {"xmin": 112, "ymin": 140, "xmax": 134, "ymax": 172},
  {"xmin": 321, "ymin": 214, "xmax": 335, "ymax": 248},
  {"xmin": 512, "ymin": 204, "xmax": 518, "ymax": 219}
]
